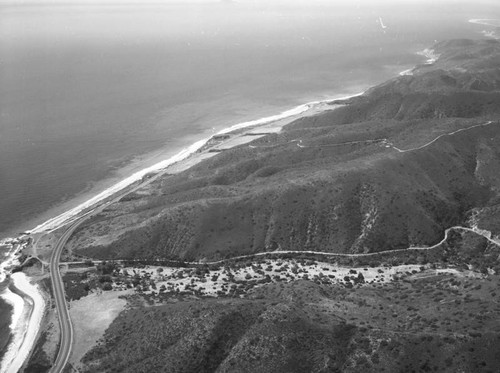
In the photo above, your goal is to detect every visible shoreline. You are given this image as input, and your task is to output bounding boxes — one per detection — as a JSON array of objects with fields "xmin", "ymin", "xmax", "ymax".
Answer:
[
  {"xmin": 0, "ymin": 44, "xmax": 439, "ymax": 371},
  {"xmin": 397, "ymin": 47, "xmax": 439, "ymax": 77},
  {"xmin": 468, "ymin": 18, "xmax": 500, "ymax": 40},
  {"xmin": 0, "ymin": 287, "xmax": 23, "ymax": 364},
  {"xmin": 23, "ymin": 92, "xmax": 362, "ymax": 236},
  {"xmin": 0, "ymin": 90, "xmax": 361, "ymax": 372},
  {"xmin": 0, "ymin": 273, "xmax": 45, "ymax": 373},
  {"xmin": 1, "ymin": 42, "xmax": 438, "ymax": 242},
  {"xmin": 468, "ymin": 18, "xmax": 500, "ymax": 27}
]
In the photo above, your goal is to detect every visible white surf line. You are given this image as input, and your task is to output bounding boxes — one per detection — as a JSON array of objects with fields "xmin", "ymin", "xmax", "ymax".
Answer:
[
  {"xmin": 0, "ymin": 273, "xmax": 45, "ymax": 373},
  {"xmin": 27, "ymin": 137, "xmax": 211, "ymax": 235},
  {"xmin": 215, "ymin": 92, "xmax": 363, "ymax": 136},
  {"xmin": 386, "ymin": 120, "xmax": 494, "ymax": 153},
  {"xmin": 0, "ymin": 289, "xmax": 24, "ymax": 327},
  {"xmin": 0, "ymin": 288, "xmax": 27, "ymax": 373},
  {"xmin": 399, "ymin": 44, "xmax": 449, "ymax": 76},
  {"xmin": 468, "ymin": 18, "xmax": 500, "ymax": 27},
  {"xmin": 0, "ymin": 239, "xmax": 30, "ymax": 283},
  {"xmin": 19, "ymin": 93, "xmax": 364, "ymax": 237},
  {"xmin": 468, "ymin": 19, "xmax": 500, "ymax": 40}
]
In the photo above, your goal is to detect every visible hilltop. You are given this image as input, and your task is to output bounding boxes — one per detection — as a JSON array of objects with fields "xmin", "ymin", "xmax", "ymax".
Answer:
[
  {"xmin": 64, "ymin": 39, "xmax": 500, "ymax": 262},
  {"xmin": 24, "ymin": 39, "xmax": 500, "ymax": 373},
  {"xmin": 78, "ymin": 275, "xmax": 500, "ymax": 373}
]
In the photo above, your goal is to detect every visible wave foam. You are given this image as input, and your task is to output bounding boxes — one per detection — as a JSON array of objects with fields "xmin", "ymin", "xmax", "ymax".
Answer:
[
  {"xmin": 28, "ymin": 137, "xmax": 210, "ymax": 234},
  {"xmin": 0, "ymin": 243, "xmax": 23, "ymax": 284},
  {"xmin": 469, "ymin": 19, "xmax": 500, "ymax": 40},
  {"xmin": 26, "ymin": 94, "xmax": 362, "ymax": 235},
  {"xmin": 0, "ymin": 273, "xmax": 45, "ymax": 373},
  {"xmin": 0, "ymin": 287, "xmax": 24, "ymax": 333},
  {"xmin": 469, "ymin": 18, "xmax": 500, "ymax": 27}
]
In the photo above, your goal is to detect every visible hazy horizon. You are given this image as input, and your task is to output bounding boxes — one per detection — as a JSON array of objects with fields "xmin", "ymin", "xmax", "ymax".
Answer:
[
  {"xmin": 1, "ymin": 0, "xmax": 500, "ymax": 369},
  {"xmin": 0, "ymin": 0, "xmax": 498, "ymax": 238}
]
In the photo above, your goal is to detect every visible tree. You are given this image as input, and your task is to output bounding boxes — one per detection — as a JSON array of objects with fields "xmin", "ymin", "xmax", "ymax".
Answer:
[
  {"xmin": 98, "ymin": 261, "xmax": 117, "ymax": 275},
  {"xmin": 99, "ymin": 275, "xmax": 112, "ymax": 283},
  {"xmin": 355, "ymin": 272, "xmax": 365, "ymax": 284}
]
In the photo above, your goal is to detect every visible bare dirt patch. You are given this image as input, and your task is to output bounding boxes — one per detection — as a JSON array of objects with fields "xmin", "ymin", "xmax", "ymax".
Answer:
[{"xmin": 69, "ymin": 290, "xmax": 132, "ymax": 369}]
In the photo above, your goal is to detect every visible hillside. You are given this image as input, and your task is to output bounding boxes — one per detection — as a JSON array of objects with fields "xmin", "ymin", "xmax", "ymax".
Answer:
[
  {"xmin": 65, "ymin": 39, "xmax": 500, "ymax": 262},
  {"xmin": 80, "ymin": 275, "xmax": 500, "ymax": 373},
  {"xmin": 25, "ymin": 38, "xmax": 500, "ymax": 373}
]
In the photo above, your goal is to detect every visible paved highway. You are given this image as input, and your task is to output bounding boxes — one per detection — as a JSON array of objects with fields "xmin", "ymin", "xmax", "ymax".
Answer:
[
  {"xmin": 48, "ymin": 171, "xmax": 170, "ymax": 373},
  {"xmin": 47, "ymin": 119, "xmax": 499, "ymax": 372},
  {"xmin": 49, "ymin": 220, "xmax": 83, "ymax": 373}
]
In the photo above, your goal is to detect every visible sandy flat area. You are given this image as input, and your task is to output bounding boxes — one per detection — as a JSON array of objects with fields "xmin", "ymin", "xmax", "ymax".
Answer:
[
  {"xmin": 69, "ymin": 290, "xmax": 132, "ymax": 369},
  {"xmin": 0, "ymin": 273, "xmax": 46, "ymax": 373},
  {"xmin": 162, "ymin": 103, "xmax": 336, "ymax": 175}
]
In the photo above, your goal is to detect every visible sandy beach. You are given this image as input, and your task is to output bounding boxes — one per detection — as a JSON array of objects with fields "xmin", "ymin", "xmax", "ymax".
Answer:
[
  {"xmin": 0, "ymin": 93, "xmax": 356, "ymax": 372},
  {"xmin": 0, "ymin": 273, "xmax": 45, "ymax": 373},
  {"xmin": 26, "ymin": 94, "xmax": 359, "ymax": 236}
]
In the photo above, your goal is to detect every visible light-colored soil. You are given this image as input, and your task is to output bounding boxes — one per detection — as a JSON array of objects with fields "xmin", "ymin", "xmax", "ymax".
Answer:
[
  {"xmin": 69, "ymin": 289, "xmax": 132, "ymax": 369},
  {"xmin": 65, "ymin": 103, "xmax": 336, "ymax": 253},
  {"xmin": 120, "ymin": 261, "xmax": 483, "ymax": 299}
]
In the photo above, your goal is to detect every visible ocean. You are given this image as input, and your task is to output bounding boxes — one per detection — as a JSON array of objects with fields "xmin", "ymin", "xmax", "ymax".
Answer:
[{"xmin": 0, "ymin": 0, "xmax": 499, "ymax": 367}]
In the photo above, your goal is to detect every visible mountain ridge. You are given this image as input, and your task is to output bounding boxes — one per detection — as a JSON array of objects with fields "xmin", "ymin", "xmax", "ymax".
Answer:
[{"xmin": 65, "ymin": 39, "xmax": 500, "ymax": 262}]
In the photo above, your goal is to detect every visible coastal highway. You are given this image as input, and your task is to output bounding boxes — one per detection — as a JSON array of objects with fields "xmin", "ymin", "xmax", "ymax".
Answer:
[
  {"xmin": 49, "ymin": 219, "xmax": 81, "ymax": 373},
  {"xmin": 47, "ymin": 119, "xmax": 499, "ymax": 371},
  {"xmin": 48, "ymin": 169, "xmax": 172, "ymax": 373}
]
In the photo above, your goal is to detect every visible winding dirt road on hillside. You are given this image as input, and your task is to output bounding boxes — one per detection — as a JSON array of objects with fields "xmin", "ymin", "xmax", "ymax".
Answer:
[
  {"xmin": 48, "ymin": 119, "xmax": 498, "ymax": 372},
  {"xmin": 63, "ymin": 225, "xmax": 499, "ymax": 269},
  {"xmin": 290, "ymin": 120, "xmax": 496, "ymax": 151}
]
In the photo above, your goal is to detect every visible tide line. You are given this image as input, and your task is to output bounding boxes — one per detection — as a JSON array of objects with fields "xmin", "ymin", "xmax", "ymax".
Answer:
[{"xmin": 26, "ymin": 93, "xmax": 363, "ymax": 235}]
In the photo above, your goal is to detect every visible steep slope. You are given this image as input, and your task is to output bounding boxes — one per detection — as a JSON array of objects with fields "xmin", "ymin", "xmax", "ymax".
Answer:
[
  {"xmin": 80, "ymin": 277, "xmax": 500, "ymax": 373},
  {"xmin": 67, "ymin": 39, "xmax": 500, "ymax": 261}
]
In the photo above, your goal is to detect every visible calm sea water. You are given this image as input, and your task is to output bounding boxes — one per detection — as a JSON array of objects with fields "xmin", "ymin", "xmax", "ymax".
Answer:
[
  {"xmin": 1, "ymin": 0, "xmax": 494, "ymax": 239},
  {"xmin": 0, "ymin": 0, "xmax": 498, "ymax": 364}
]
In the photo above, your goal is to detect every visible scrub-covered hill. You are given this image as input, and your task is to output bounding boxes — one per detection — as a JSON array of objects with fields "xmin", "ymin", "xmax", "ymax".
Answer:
[
  {"xmin": 66, "ymin": 39, "xmax": 500, "ymax": 262},
  {"xmin": 80, "ymin": 276, "xmax": 500, "ymax": 373}
]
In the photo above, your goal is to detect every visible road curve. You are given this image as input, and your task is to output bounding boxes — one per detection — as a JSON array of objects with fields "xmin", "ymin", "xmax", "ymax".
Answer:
[
  {"xmin": 61, "ymin": 225, "xmax": 499, "ymax": 269},
  {"xmin": 47, "ymin": 119, "xmax": 499, "ymax": 372},
  {"xmin": 48, "ymin": 169, "xmax": 170, "ymax": 372},
  {"xmin": 49, "ymin": 220, "xmax": 81, "ymax": 373}
]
